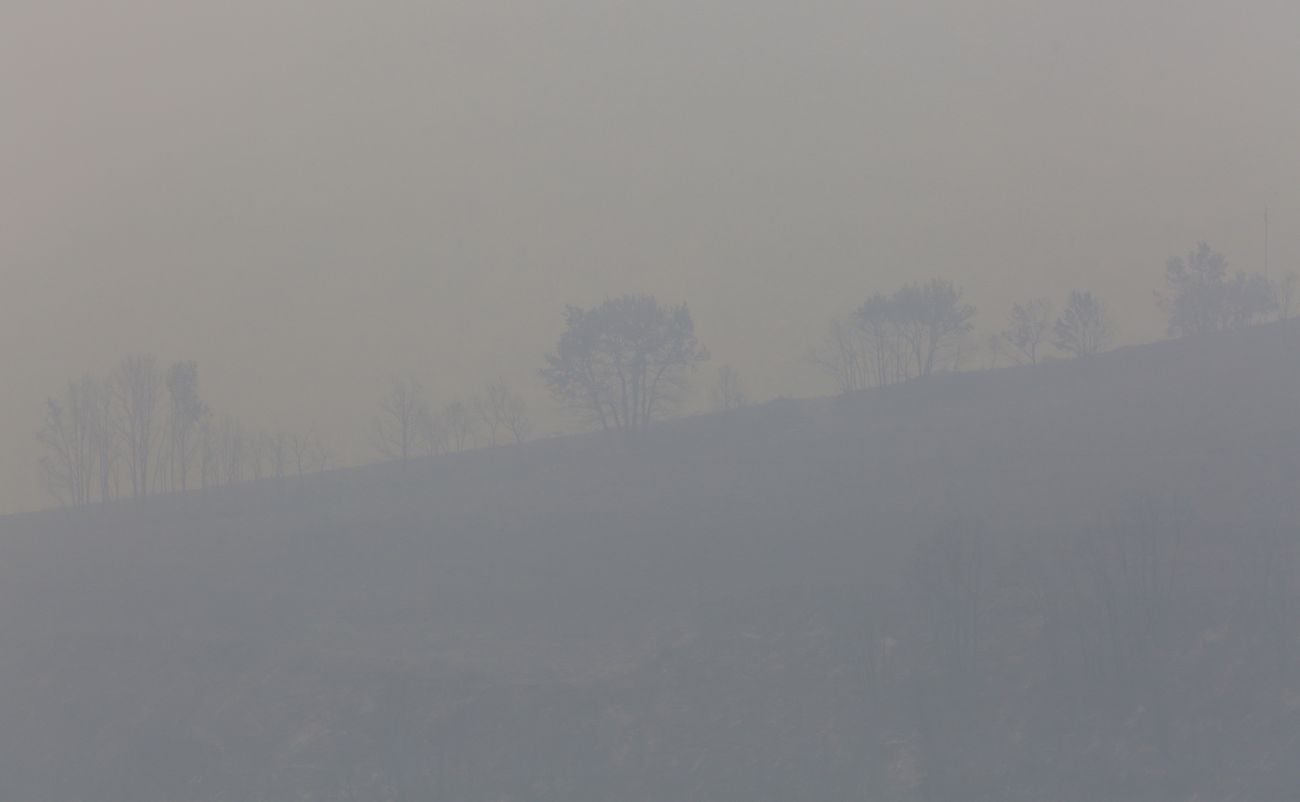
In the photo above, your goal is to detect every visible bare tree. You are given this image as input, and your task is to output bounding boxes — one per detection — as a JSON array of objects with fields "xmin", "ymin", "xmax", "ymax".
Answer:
[
  {"xmin": 856, "ymin": 293, "xmax": 911, "ymax": 387},
  {"xmin": 247, "ymin": 431, "xmax": 267, "ymax": 482},
  {"xmin": 197, "ymin": 413, "xmax": 218, "ymax": 493},
  {"xmin": 372, "ymin": 376, "xmax": 429, "ymax": 464},
  {"xmin": 709, "ymin": 364, "xmax": 748, "ymax": 413},
  {"xmin": 288, "ymin": 429, "xmax": 329, "ymax": 478},
  {"xmin": 816, "ymin": 279, "xmax": 976, "ymax": 394},
  {"xmin": 1275, "ymin": 271, "xmax": 1298, "ymax": 322},
  {"xmin": 501, "ymin": 397, "xmax": 533, "ymax": 445},
  {"xmin": 87, "ymin": 375, "xmax": 120, "ymax": 503},
  {"xmin": 418, "ymin": 408, "xmax": 449, "ymax": 457},
  {"xmin": 37, "ymin": 375, "xmax": 99, "ymax": 507},
  {"xmin": 263, "ymin": 430, "xmax": 290, "ymax": 482},
  {"xmin": 542, "ymin": 294, "xmax": 709, "ymax": 439},
  {"xmin": 475, "ymin": 382, "xmax": 532, "ymax": 446},
  {"xmin": 892, "ymin": 278, "xmax": 977, "ymax": 379},
  {"xmin": 1054, "ymin": 291, "xmax": 1113, "ymax": 357},
  {"xmin": 473, "ymin": 387, "xmax": 503, "ymax": 447},
  {"xmin": 164, "ymin": 361, "xmax": 206, "ymax": 493},
  {"xmin": 809, "ymin": 317, "xmax": 872, "ymax": 395},
  {"xmin": 442, "ymin": 399, "xmax": 477, "ymax": 452},
  {"xmin": 216, "ymin": 414, "xmax": 246, "ymax": 487},
  {"xmin": 1000, "ymin": 299, "xmax": 1053, "ymax": 365},
  {"xmin": 981, "ymin": 332, "xmax": 1004, "ymax": 371},
  {"xmin": 113, "ymin": 354, "xmax": 163, "ymax": 499}
]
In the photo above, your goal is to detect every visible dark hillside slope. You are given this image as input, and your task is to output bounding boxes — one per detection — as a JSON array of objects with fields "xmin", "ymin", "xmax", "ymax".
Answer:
[{"xmin": 3, "ymin": 324, "xmax": 1300, "ymax": 800}]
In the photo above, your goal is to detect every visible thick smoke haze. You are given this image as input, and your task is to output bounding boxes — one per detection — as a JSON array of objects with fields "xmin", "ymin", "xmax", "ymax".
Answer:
[
  {"xmin": 4, "ymin": 0, "xmax": 1300, "ymax": 510},
  {"xmin": 8, "ymin": 4, "xmax": 1300, "ymax": 799}
]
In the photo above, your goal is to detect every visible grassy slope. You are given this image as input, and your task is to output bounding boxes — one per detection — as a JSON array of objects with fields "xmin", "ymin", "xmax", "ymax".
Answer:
[{"xmin": 2, "ymin": 323, "xmax": 1300, "ymax": 800}]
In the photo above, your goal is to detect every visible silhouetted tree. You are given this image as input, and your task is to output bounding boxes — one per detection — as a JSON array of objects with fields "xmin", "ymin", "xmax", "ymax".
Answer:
[
  {"xmin": 288, "ymin": 429, "xmax": 329, "ymax": 478},
  {"xmin": 710, "ymin": 364, "xmax": 748, "ymax": 412},
  {"xmin": 542, "ymin": 294, "xmax": 708, "ymax": 439},
  {"xmin": 37, "ymin": 375, "xmax": 99, "ymax": 506},
  {"xmin": 197, "ymin": 414, "xmax": 217, "ymax": 492},
  {"xmin": 1276, "ymin": 271, "xmax": 1298, "ymax": 322},
  {"xmin": 475, "ymin": 383, "xmax": 532, "ymax": 446},
  {"xmin": 164, "ymin": 361, "xmax": 206, "ymax": 493},
  {"xmin": 817, "ymin": 279, "xmax": 976, "ymax": 393},
  {"xmin": 215, "ymin": 414, "xmax": 246, "ymax": 487},
  {"xmin": 893, "ymin": 278, "xmax": 977, "ymax": 378},
  {"xmin": 372, "ymin": 376, "xmax": 429, "ymax": 464},
  {"xmin": 810, "ymin": 317, "xmax": 873, "ymax": 395},
  {"xmin": 442, "ymin": 399, "xmax": 477, "ymax": 452},
  {"xmin": 1000, "ymin": 299, "xmax": 1052, "ymax": 365},
  {"xmin": 1053, "ymin": 291, "xmax": 1112, "ymax": 357},
  {"xmin": 1159, "ymin": 242, "xmax": 1277, "ymax": 336},
  {"xmin": 419, "ymin": 408, "xmax": 449, "ymax": 457},
  {"xmin": 87, "ymin": 375, "xmax": 120, "ymax": 503},
  {"xmin": 113, "ymin": 354, "xmax": 162, "ymax": 499},
  {"xmin": 856, "ymin": 292, "xmax": 910, "ymax": 386},
  {"xmin": 247, "ymin": 430, "xmax": 268, "ymax": 482}
]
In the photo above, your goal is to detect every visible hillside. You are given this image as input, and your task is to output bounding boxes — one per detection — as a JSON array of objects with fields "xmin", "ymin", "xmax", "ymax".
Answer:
[{"xmin": 3, "ymin": 323, "xmax": 1300, "ymax": 801}]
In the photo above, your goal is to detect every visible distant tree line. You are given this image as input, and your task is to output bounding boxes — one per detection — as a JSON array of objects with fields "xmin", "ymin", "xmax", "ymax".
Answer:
[
  {"xmin": 814, "ymin": 242, "xmax": 1294, "ymax": 393},
  {"xmin": 38, "ymin": 355, "xmax": 328, "ymax": 507},
  {"xmin": 811, "ymin": 278, "xmax": 977, "ymax": 394},
  {"xmin": 371, "ymin": 377, "xmax": 533, "ymax": 465},
  {"xmin": 35, "ymin": 242, "xmax": 1295, "ymax": 505}
]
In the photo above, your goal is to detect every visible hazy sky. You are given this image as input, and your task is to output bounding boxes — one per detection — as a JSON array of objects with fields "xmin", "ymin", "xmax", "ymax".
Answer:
[{"xmin": 3, "ymin": 0, "xmax": 1299, "ymax": 511}]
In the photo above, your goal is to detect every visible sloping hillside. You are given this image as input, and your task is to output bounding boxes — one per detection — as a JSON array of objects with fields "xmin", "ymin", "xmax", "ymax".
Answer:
[{"xmin": 3, "ymin": 323, "xmax": 1300, "ymax": 800}]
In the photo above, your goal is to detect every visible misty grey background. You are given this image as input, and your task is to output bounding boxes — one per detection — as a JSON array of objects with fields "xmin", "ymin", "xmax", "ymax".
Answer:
[{"xmin": 4, "ymin": 0, "xmax": 1300, "ymax": 511}]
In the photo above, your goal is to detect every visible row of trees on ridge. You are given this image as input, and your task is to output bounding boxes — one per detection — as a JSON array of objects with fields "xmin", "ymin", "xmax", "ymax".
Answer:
[{"xmin": 36, "ymin": 242, "xmax": 1294, "ymax": 505}]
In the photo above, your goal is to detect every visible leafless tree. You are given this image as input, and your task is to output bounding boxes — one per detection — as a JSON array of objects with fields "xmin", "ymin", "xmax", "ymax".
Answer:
[
  {"xmin": 37, "ymin": 375, "xmax": 99, "ymax": 506},
  {"xmin": 88, "ymin": 375, "xmax": 120, "ymax": 503},
  {"xmin": 709, "ymin": 364, "xmax": 748, "ymax": 413},
  {"xmin": 1000, "ymin": 299, "xmax": 1053, "ymax": 365},
  {"xmin": 1053, "ymin": 290, "xmax": 1113, "ymax": 357},
  {"xmin": 113, "ymin": 354, "xmax": 163, "ymax": 499},
  {"xmin": 288, "ymin": 430, "xmax": 329, "ymax": 478},
  {"xmin": 197, "ymin": 413, "xmax": 218, "ymax": 493},
  {"xmin": 266, "ymin": 430, "xmax": 291, "ymax": 482},
  {"xmin": 980, "ymin": 332, "xmax": 1004, "ymax": 371},
  {"xmin": 542, "ymin": 294, "xmax": 709, "ymax": 439},
  {"xmin": 809, "ymin": 317, "xmax": 872, "ymax": 395},
  {"xmin": 816, "ymin": 280, "xmax": 976, "ymax": 393},
  {"xmin": 164, "ymin": 361, "xmax": 206, "ymax": 493},
  {"xmin": 856, "ymin": 293, "xmax": 911, "ymax": 386},
  {"xmin": 418, "ymin": 408, "xmax": 449, "ymax": 457},
  {"xmin": 1276, "ymin": 271, "xmax": 1298, "ymax": 322},
  {"xmin": 475, "ymin": 382, "xmax": 532, "ymax": 446},
  {"xmin": 473, "ymin": 387, "xmax": 503, "ymax": 447},
  {"xmin": 442, "ymin": 399, "xmax": 477, "ymax": 452},
  {"xmin": 372, "ymin": 376, "xmax": 429, "ymax": 464},
  {"xmin": 247, "ymin": 431, "xmax": 267, "ymax": 482},
  {"xmin": 501, "ymin": 397, "xmax": 532, "ymax": 445},
  {"xmin": 892, "ymin": 278, "xmax": 977, "ymax": 379},
  {"xmin": 216, "ymin": 414, "xmax": 246, "ymax": 487}
]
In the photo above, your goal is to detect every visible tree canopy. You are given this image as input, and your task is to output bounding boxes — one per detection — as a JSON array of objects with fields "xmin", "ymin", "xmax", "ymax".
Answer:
[{"xmin": 542, "ymin": 294, "xmax": 708, "ymax": 439}]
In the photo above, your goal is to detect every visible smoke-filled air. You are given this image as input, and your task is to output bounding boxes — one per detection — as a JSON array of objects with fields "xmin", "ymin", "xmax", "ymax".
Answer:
[{"xmin": 4, "ymin": 1, "xmax": 1300, "ymax": 799}]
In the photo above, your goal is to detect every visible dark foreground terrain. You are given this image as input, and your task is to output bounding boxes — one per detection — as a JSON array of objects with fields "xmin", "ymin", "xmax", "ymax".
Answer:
[{"xmin": 4, "ymin": 324, "xmax": 1300, "ymax": 800}]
